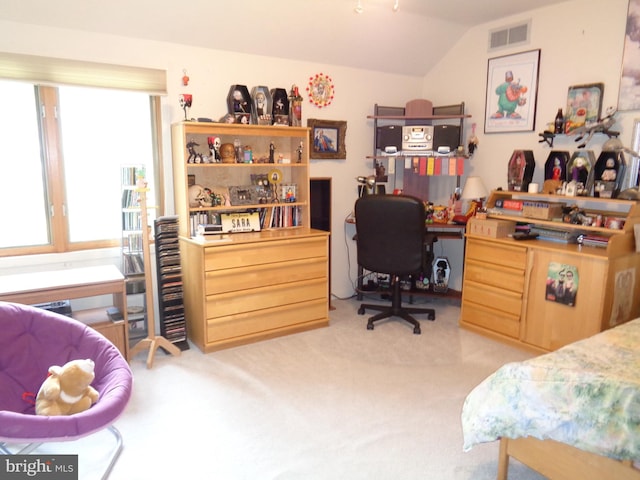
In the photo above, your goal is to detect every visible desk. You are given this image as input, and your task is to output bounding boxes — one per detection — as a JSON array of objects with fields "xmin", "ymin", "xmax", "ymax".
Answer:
[
  {"xmin": 351, "ymin": 221, "xmax": 466, "ymax": 301},
  {"xmin": 0, "ymin": 265, "xmax": 129, "ymax": 359}
]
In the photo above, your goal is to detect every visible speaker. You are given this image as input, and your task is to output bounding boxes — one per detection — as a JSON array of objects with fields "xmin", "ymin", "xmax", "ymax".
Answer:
[
  {"xmin": 433, "ymin": 125, "xmax": 460, "ymax": 152},
  {"xmin": 376, "ymin": 125, "xmax": 403, "ymax": 150}
]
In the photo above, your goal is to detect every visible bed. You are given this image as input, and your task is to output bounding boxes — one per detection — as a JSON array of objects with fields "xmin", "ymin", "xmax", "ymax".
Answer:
[{"xmin": 461, "ymin": 318, "xmax": 640, "ymax": 480}]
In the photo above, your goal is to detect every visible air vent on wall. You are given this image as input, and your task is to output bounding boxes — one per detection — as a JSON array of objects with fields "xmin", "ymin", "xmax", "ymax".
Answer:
[{"xmin": 489, "ymin": 20, "xmax": 530, "ymax": 51}]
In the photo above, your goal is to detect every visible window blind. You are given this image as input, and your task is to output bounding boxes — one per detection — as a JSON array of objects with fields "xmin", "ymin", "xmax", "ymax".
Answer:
[{"xmin": 0, "ymin": 52, "xmax": 167, "ymax": 95}]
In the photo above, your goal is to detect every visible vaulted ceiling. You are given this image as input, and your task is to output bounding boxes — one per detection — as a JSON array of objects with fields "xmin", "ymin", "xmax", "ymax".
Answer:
[{"xmin": 0, "ymin": 0, "xmax": 574, "ymax": 76}]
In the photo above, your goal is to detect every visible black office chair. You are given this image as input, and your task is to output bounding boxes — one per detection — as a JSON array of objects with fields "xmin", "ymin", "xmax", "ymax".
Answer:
[{"xmin": 355, "ymin": 194, "xmax": 436, "ymax": 334}]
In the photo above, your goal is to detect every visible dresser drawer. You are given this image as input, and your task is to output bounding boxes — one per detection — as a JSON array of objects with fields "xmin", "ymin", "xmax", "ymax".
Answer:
[
  {"xmin": 206, "ymin": 257, "xmax": 327, "ymax": 295},
  {"xmin": 206, "ymin": 277, "xmax": 326, "ymax": 319},
  {"xmin": 461, "ymin": 302, "xmax": 520, "ymax": 339},
  {"xmin": 464, "ymin": 258, "xmax": 524, "ymax": 293},
  {"xmin": 207, "ymin": 298, "xmax": 327, "ymax": 343},
  {"xmin": 466, "ymin": 238, "xmax": 526, "ymax": 270},
  {"xmin": 205, "ymin": 237, "xmax": 326, "ymax": 271},
  {"xmin": 462, "ymin": 280, "xmax": 522, "ymax": 316}
]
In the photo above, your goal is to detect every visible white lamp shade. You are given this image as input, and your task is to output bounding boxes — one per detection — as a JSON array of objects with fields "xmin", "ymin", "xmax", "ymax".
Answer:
[{"xmin": 461, "ymin": 176, "xmax": 488, "ymax": 200}]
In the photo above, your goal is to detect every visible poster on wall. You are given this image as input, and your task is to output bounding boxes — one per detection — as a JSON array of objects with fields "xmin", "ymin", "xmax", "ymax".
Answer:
[
  {"xmin": 484, "ymin": 49, "xmax": 540, "ymax": 133},
  {"xmin": 618, "ymin": 0, "xmax": 640, "ymax": 110},
  {"xmin": 545, "ymin": 262, "xmax": 578, "ymax": 307}
]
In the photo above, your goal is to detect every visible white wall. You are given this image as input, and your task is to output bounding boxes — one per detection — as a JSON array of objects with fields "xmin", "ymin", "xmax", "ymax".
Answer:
[
  {"xmin": 0, "ymin": 19, "xmax": 423, "ymax": 300},
  {"xmin": 421, "ymin": 0, "xmax": 634, "ymax": 289},
  {"xmin": 0, "ymin": 0, "xmax": 637, "ymax": 300}
]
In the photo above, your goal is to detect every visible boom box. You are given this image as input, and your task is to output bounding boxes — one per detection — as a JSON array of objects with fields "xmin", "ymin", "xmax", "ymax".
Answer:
[{"xmin": 402, "ymin": 125, "xmax": 434, "ymax": 151}]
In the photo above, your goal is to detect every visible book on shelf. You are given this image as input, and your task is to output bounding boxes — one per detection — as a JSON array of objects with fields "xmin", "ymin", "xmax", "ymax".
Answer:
[
  {"xmin": 106, "ymin": 306, "xmax": 124, "ymax": 323},
  {"xmin": 529, "ymin": 226, "xmax": 582, "ymax": 243},
  {"xmin": 577, "ymin": 234, "xmax": 610, "ymax": 248}
]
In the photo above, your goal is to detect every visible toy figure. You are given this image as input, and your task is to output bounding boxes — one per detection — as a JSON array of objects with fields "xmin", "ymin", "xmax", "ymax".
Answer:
[
  {"xmin": 186, "ymin": 139, "xmax": 203, "ymax": 164},
  {"xmin": 207, "ymin": 136, "xmax": 221, "ymax": 163},
  {"xmin": 571, "ymin": 157, "xmax": 589, "ymax": 185}
]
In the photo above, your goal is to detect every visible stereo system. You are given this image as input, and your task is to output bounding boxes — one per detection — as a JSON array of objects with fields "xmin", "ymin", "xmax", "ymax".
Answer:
[
  {"xmin": 376, "ymin": 124, "xmax": 461, "ymax": 153},
  {"xmin": 402, "ymin": 125, "xmax": 434, "ymax": 151}
]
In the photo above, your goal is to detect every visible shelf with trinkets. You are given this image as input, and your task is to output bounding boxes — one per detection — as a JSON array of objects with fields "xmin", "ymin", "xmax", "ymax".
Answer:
[{"xmin": 171, "ymin": 120, "xmax": 329, "ymax": 353}]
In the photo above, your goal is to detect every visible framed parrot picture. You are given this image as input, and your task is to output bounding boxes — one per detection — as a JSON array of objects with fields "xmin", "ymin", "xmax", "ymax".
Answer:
[{"xmin": 484, "ymin": 49, "xmax": 540, "ymax": 133}]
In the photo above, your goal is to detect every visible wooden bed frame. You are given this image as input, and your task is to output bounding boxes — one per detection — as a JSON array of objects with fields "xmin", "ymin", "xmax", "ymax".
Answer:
[{"xmin": 498, "ymin": 437, "xmax": 640, "ymax": 480}]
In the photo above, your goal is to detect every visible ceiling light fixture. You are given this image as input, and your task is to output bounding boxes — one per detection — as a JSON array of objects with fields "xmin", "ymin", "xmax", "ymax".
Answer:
[
  {"xmin": 392, "ymin": 0, "xmax": 399, "ymax": 12},
  {"xmin": 354, "ymin": 0, "xmax": 364, "ymax": 14}
]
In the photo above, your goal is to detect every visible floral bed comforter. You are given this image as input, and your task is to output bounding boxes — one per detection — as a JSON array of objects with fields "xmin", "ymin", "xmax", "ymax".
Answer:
[{"xmin": 462, "ymin": 319, "xmax": 640, "ymax": 461}]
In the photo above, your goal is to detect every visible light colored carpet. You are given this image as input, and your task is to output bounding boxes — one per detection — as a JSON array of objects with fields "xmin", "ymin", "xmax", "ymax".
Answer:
[{"xmin": 34, "ymin": 296, "xmax": 547, "ymax": 479}]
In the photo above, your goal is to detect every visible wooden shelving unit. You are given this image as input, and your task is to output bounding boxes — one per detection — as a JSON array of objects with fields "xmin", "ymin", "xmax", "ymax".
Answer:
[{"xmin": 171, "ymin": 121, "xmax": 330, "ymax": 353}]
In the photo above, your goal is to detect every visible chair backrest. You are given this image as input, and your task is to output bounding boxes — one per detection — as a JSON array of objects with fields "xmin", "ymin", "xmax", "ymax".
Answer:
[
  {"xmin": 355, "ymin": 194, "xmax": 426, "ymax": 275},
  {"xmin": 0, "ymin": 301, "xmax": 133, "ymax": 442}
]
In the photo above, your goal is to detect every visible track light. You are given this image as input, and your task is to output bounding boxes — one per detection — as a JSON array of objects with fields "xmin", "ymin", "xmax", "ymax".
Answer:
[
  {"xmin": 393, "ymin": 0, "xmax": 399, "ymax": 12},
  {"xmin": 354, "ymin": 0, "xmax": 364, "ymax": 14}
]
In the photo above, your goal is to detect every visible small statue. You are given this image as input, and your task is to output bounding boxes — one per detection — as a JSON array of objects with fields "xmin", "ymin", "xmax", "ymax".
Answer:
[
  {"xmin": 297, "ymin": 142, "xmax": 303, "ymax": 163},
  {"xmin": 186, "ymin": 139, "xmax": 203, "ymax": 164},
  {"xmin": 208, "ymin": 136, "xmax": 221, "ymax": 163}
]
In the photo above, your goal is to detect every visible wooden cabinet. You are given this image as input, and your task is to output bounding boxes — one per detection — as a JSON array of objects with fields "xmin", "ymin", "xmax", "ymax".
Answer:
[
  {"xmin": 180, "ymin": 231, "xmax": 329, "ymax": 353},
  {"xmin": 460, "ymin": 190, "xmax": 640, "ymax": 353},
  {"xmin": 171, "ymin": 121, "xmax": 329, "ymax": 352}
]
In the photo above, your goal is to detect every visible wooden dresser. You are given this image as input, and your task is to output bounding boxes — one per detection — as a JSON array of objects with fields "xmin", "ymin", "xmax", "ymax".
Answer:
[
  {"xmin": 180, "ymin": 229, "xmax": 329, "ymax": 353},
  {"xmin": 460, "ymin": 190, "xmax": 640, "ymax": 353}
]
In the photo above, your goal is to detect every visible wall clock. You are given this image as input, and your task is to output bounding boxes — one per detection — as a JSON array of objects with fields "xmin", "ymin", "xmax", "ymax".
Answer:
[{"xmin": 306, "ymin": 73, "xmax": 334, "ymax": 108}]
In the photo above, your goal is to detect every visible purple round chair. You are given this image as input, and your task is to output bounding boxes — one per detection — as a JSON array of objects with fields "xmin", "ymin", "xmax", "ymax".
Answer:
[{"xmin": 0, "ymin": 301, "xmax": 133, "ymax": 477}]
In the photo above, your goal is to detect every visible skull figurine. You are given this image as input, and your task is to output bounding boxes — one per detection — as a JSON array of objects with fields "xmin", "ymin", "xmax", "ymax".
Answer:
[{"xmin": 188, "ymin": 184, "xmax": 207, "ymax": 207}]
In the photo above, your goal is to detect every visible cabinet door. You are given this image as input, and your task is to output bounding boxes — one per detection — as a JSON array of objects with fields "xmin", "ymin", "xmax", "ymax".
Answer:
[{"xmin": 522, "ymin": 249, "xmax": 608, "ymax": 351}]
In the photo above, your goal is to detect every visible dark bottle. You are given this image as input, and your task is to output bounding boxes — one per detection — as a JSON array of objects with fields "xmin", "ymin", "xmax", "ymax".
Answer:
[{"xmin": 554, "ymin": 108, "xmax": 565, "ymax": 134}]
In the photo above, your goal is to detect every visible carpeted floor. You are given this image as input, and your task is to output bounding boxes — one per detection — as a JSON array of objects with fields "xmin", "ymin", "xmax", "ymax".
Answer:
[{"xmin": 36, "ymin": 296, "xmax": 547, "ymax": 479}]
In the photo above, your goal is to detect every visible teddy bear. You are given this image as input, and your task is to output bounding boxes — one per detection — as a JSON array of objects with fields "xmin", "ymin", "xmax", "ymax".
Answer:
[{"xmin": 35, "ymin": 358, "xmax": 99, "ymax": 416}]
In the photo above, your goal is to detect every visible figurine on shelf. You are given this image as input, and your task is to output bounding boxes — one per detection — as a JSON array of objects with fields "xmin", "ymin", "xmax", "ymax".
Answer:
[
  {"xmin": 179, "ymin": 94, "xmax": 192, "ymax": 121},
  {"xmin": 297, "ymin": 142, "xmax": 303, "ymax": 163},
  {"xmin": 186, "ymin": 139, "xmax": 203, "ymax": 164},
  {"xmin": 207, "ymin": 136, "xmax": 221, "ymax": 163},
  {"xmin": 571, "ymin": 156, "xmax": 589, "ymax": 186}
]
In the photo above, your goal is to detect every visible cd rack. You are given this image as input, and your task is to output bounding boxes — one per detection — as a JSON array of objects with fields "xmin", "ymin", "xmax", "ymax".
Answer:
[{"xmin": 154, "ymin": 215, "xmax": 189, "ymax": 351}]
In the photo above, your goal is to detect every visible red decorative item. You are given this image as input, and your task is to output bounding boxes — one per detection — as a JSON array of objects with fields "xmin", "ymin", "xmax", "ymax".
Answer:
[
  {"xmin": 306, "ymin": 73, "xmax": 335, "ymax": 108},
  {"xmin": 182, "ymin": 69, "xmax": 190, "ymax": 86}
]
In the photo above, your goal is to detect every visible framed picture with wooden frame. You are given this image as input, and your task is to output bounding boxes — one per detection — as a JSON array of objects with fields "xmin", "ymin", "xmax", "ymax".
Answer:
[{"xmin": 307, "ymin": 118, "xmax": 347, "ymax": 159}]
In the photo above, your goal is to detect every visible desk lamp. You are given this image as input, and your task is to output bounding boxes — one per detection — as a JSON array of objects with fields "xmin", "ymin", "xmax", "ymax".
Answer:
[
  {"xmin": 356, "ymin": 175, "xmax": 377, "ymax": 196},
  {"xmin": 455, "ymin": 176, "xmax": 488, "ymax": 223}
]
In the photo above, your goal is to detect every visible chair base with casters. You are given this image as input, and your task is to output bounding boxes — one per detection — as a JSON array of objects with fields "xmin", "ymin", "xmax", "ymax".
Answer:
[
  {"xmin": 358, "ymin": 274, "xmax": 435, "ymax": 334},
  {"xmin": 0, "ymin": 301, "xmax": 133, "ymax": 480}
]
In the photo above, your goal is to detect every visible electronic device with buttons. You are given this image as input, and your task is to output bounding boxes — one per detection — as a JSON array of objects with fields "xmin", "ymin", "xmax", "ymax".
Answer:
[{"xmin": 402, "ymin": 125, "xmax": 434, "ymax": 151}]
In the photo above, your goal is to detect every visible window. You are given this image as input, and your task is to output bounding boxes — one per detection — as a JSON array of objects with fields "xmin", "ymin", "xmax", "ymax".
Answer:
[{"xmin": 0, "ymin": 80, "xmax": 161, "ymax": 255}]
